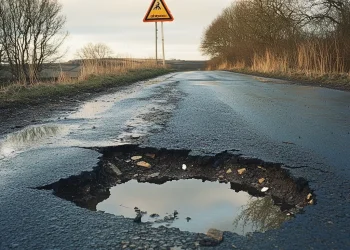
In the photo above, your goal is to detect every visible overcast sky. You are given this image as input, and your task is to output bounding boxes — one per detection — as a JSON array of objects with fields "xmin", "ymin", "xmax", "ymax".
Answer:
[{"xmin": 60, "ymin": 0, "xmax": 232, "ymax": 61}]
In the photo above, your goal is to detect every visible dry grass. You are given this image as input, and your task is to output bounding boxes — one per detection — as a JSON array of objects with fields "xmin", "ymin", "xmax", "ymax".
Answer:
[
  {"xmin": 78, "ymin": 58, "xmax": 159, "ymax": 81},
  {"xmin": 0, "ymin": 57, "xmax": 162, "ymax": 95},
  {"xmin": 296, "ymin": 41, "xmax": 345, "ymax": 76},
  {"xmin": 0, "ymin": 57, "xmax": 171, "ymax": 106},
  {"xmin": 252, "ymin": 51, "xmax": 289, "ymax": 74},
  {"xmin": 209, "ymin": 41, "xmax": 350, "ymax": 85}
]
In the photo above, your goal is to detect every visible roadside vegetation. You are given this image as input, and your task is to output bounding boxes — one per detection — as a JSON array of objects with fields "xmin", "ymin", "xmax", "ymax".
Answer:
[
  {"xmin": 201, "ymin": 0, "xmax": 350, "ymax": 89},
  {"xmin": 0, "ymin": 1, "xmax": 171, "ymax": 107},
  {"xmin": 0, "ymin": 0, "xmax": 67, "ymax": 85},
  {"xmin": 0, "ymin": 67, "xmax": 171, "ymax": 107}
]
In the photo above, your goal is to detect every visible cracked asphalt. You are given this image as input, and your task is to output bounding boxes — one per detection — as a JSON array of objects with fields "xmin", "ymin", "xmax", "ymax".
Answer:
[{"xmin": 0, "ymin": 71, "xmax": 350, "ymax": 249}]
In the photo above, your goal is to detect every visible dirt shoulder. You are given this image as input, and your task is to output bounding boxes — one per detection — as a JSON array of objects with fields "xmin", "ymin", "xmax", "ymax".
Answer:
[
  {"xmin": 228, "ymin": 69, "xmax": 350, "ymax": 92},
  {"xmin": 0, "ymin": 68, "xmax": 173, "ymax": 136}
]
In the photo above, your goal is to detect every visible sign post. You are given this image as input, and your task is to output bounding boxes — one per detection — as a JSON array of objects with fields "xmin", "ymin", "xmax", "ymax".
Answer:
[
  {"xmin": 143, "ymin": 0, "xmax": 174, "ymax": 67},
  {"xmin": 155, "ymin": 23, "xmax": 158, "ymax": 64},
  {"xmin": 161, "ymin": 22, "xmax": 165, "ymax": 67}
]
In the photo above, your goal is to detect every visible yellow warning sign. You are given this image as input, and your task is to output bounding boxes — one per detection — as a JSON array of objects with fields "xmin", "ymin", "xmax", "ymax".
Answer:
[{"xmin": 143, "ymin": 0, "xmax": 174, "ymax": 22}]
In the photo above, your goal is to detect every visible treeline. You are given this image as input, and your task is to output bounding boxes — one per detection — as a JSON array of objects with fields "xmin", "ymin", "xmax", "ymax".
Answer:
[
  {"xmin": 0, "ymin": 0, "xmax": 67, "ymax": 85},
  {"xmin": 201, "ymin": 0, "xmax": 350, "ymax": 77}
]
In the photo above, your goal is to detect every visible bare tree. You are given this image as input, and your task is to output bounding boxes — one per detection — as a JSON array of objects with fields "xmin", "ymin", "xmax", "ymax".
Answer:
[
  {"xmin": 201, "ymin": 0, "xmax": 303, "ymax": 63},
  {"xmin": 0, "ymin": 37, "xmax": 3, "ymax": 66},
  {"xmin": 201, "ymin": 0, "xmax": 350, "ymax": 72},
  {"xmin": 0, "ymin": 18, "xmax": 5, "ymax": 67},
  {"xmin": 0, "ymin": 0, "xmax": 67, "ymax": 84},
  {"xmin": 76, "ymin": 43, "xmax": 114, "ymax": 60}
]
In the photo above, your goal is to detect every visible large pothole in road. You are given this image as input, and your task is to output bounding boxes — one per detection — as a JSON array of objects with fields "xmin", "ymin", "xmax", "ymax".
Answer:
[{"xmin": 38, "ymin": 145, "xmax": 314, "ymax": 236}]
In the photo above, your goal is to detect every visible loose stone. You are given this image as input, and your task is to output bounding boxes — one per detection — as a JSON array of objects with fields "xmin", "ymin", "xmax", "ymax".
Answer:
[
  {"xmin": 258, "ymin": 178, "xmax": 265, "ymax": 184},
  {"xmin": 137, "ymin": 161, "xmax": 151, "ymax": 168},
  {"xmin": 206, "ymin": 228, "xmax": 223, "ymax": 242},
  {"xmin": 238, "ymin": 168, "xmax": 247, "ymax": 175},
  {"xmin": 131, "ymin": 156, "xmax": 143, "ymax": 161}
]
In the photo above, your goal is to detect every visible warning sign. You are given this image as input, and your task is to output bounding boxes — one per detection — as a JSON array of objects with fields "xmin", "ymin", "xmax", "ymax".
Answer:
[{"xmin": 143, "ymin": 0, "xmax": 174, "ymax": 22}]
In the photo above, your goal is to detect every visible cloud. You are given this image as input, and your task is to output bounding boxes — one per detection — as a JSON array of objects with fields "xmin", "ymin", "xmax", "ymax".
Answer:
[{"xmin": 59, "ymin": 0, "xmax": 232, "ymax": 60}]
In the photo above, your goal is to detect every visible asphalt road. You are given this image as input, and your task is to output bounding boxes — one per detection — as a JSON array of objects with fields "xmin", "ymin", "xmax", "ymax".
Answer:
[{"xmin": 0, "ymin": 71, "xmax": 349, "ymax": 249}]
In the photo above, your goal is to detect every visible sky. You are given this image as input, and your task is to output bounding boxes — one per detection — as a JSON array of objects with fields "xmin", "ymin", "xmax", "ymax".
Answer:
[{"xmin": 60, "ymin": 0, "xmax": 232, "ymax": 61}]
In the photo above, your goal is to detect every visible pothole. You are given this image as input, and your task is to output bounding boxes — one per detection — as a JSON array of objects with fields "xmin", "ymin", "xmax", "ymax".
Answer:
[{"xmin": 38, "ymin": 145, "xmax": 315, "ymax": 236}]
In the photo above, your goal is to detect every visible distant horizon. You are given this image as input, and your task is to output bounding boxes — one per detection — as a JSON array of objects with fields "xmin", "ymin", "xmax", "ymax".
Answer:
[
  {"xmin": 63, "ymin": 58, "xmax": 209, "ymax": 63},
  {"xmin": 59, "ymin": 0, "xmax": 232, "ymax": 62}
]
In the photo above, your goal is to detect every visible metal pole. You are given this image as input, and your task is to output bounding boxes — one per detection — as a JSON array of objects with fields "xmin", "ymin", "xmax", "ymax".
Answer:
[
  {"xmin": 155, "ymin": 22, "xmax": 158, "ymax": 65},
  {"xmin": 161, "ymin": 22, "xmax": 165, "ymax": 67}
]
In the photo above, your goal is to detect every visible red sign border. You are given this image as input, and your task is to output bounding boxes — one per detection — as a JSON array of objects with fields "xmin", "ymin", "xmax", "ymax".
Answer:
[{"xmin": 143, "ymin": 0, "xmax": 174, "ymax": 22}]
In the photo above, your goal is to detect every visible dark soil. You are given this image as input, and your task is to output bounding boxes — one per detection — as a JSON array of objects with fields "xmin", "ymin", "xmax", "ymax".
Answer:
[{"xmin": 38, "ymin": 145, "xmax": 314, "ymax": 214}]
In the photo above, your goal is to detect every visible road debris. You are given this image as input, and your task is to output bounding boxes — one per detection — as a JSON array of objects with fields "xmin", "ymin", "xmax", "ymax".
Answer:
[
  {"xmin": 137, "ymin": 161, "xmax": 151, "ymax": 168},
  {"xmin": 206, "ymin": 228, "xmax": 223, "ymax": 242},
  {"xmin": 258, "ymin": 166, "xmax": 266, "ymax": 171},
  {"xmin": 107, "ymin": 163, "xmax": 122, "ymax": 176},
  {"xmin": 226, "ymin": 169, "xmax": 232, "ymax": 174},
  {"xmin": 238, "ymin": 168, "xmax": 247, "ymax": 175},
  {"xmin": 258, "ymin": 178, "xmax": 265, "ymax": 184},
  {"xmin": 307, "ymin": 193, "xmax": 312, "ymax": 200},
  {"xmin": 261, "ymin": 187, "xmax": 269, "ymax": 192},
  {"xmin": 131, "ymin": 156, "xmax": 143, "ymax": 161},
  {"xmin": 182, "ymin": 164, "xmax": 187, "ymax": 170}
]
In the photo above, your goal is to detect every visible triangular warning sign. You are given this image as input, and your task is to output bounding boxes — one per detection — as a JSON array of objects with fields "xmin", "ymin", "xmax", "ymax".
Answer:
[{"xmin": 143, "ymin": 0, "xmax": 174, "ymax": 22}]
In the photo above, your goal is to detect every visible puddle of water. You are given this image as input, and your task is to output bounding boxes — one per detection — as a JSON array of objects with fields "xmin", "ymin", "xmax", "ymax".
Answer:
[
  {"xmin": 69, "ymin": 100, "xmax": 113, "ymax": 119},
  {"xmin": 192, "ymin": 81, "xmax": 219, "ymax": 87},
  {"xmin": 97, "ymin": 179, "xmax": 290, "ymax": 235},
  {"xmin": 0, "ymin": 124, "xmax": 68, "ymax": 158},
  {"xmin": 68, "ymin": 85, "xmax": 143, "ymax": 119}
]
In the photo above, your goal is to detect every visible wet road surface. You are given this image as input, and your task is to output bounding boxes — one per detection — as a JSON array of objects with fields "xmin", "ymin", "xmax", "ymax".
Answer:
[{"xmin": 0, "ymin": 71, "xmax": 349, "ymax": 249}]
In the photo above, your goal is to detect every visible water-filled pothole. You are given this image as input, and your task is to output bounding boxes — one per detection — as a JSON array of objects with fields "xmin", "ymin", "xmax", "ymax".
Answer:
[
  {"xmin": 97, "ymin": 179, "xmax": 292, "ymax": 235},
  {"xmin": 38, "ymin": 145, "xmax": 314, "ymax": 236}
]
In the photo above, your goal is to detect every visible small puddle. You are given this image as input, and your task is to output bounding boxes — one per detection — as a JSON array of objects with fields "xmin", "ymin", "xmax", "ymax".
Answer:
[
  {"xmin": 97, "ymin": 179, "xmax": 290, "ymax": 235},
  {"xmin": 0, "ymin": 124, "xmax": 68, "ymax": 158}
]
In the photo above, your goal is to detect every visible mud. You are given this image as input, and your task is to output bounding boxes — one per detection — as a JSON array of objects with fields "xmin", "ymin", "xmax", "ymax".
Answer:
[{"xmin": 38, "ymin": 145, "xmax": 314, "ymax": 214}]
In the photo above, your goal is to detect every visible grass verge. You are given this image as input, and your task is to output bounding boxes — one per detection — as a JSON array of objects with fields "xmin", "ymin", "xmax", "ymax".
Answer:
[
  {"xmin": 208, "ymin": 45, "xmax": 350, "ymax": 91},
  {"xmin": 0, "ymin": 68, "xmax": 173, "ymax": 108},
  {"xmin": 226, "ymin": 68, "xmax": 350, "ymax": 91}
]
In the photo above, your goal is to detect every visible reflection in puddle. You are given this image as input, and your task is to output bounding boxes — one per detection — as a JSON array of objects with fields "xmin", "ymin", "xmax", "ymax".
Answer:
[
  {"xmin": 69, "ymin": 99, "xmax": 114, "ymax": 119},
  {"xmin": 69, "ymin": 85, "xmax": 143, "ymax": 119},
  {"xmin": 0, "ymin": 125, "xmax": 66, "ymax": 158},
  {"xmin": 192, "ymin": 81, "xmax": 219, "ymax": 87},
  {"xmin": 97, "ymin": 179, "xmax": 290, "ymax": 235},
  {"xmin": 234, "ymin": 196, "xmax": 291, "ymax": 232}
]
